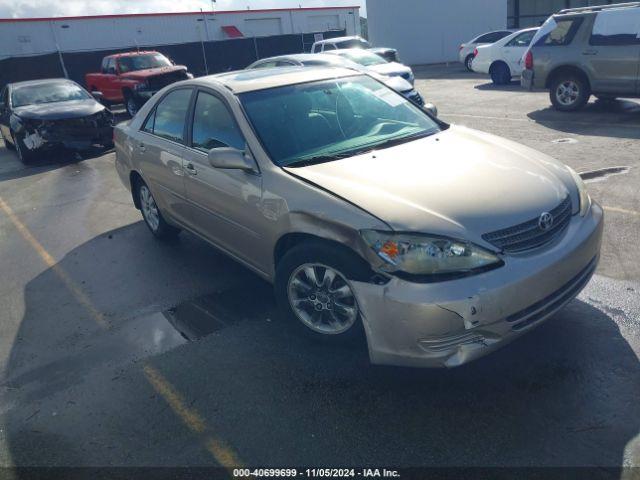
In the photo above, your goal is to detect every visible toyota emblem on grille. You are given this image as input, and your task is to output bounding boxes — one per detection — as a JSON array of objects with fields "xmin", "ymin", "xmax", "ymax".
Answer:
[{"xmin": 538, "ymin": 212, "xmax": 554, "ymax": 231}]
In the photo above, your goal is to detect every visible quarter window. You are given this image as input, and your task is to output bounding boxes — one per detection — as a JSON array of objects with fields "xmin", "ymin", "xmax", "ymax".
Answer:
[
  {"xmin": 506, "ymin": 30, "xmax": 536, "ymax": 47},
  {"xmin": 191, "ymin": 92, "xmax": 245, "ymax": 152},
  {"xmin": 536, "ymin": 18, "xmax": 583, "ymax": 46},
  {"xmin": 590, "ymin": 8, "xmax": 640, "ymax": 46},
  {"xmin": 142, "ymin": 88, "xmax": 192, "ymax": 144}
]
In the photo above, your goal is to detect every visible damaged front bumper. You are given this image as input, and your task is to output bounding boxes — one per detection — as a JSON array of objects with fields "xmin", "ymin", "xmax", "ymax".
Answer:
[
  {"xmin": 351, "ymin": 203, "xmax": 604, "ymax": 368},
  {"xmin": 22, "ymin": 122, "xmax": 113, "ymax": 153}
]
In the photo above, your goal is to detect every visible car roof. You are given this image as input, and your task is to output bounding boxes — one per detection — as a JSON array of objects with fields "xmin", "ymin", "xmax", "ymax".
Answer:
[
  {"xmin": 108, "ymin": 51, "xmax": 161, "ymax": 59},
  {"xmin": 9, "ymin": 78, "xmax": 79, "ymax": 89},
  {"xmin": 196, "ymin": 66, "xmax": 363, "ymax": 93},
  {"xmin": 314, "ymin": 35, "xmax": 365, "ymax": 45}
]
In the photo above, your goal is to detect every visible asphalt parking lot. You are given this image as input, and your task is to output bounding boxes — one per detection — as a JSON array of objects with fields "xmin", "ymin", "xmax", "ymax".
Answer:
[{"xmin": 0, "ymin": 64, "xmax": 639, "ymax": 476}]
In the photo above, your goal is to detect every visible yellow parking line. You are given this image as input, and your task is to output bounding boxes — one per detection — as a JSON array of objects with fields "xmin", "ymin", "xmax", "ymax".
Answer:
[
  {"xmin": 604, "ymin": 206, "xmax": 640, "ymax": 217},
  {"xmin": 144, "ymin": 365, "xmax": 245, "ymax": 469},
  {"xmin": 0, "ymin": 196, "xmax": 107, "ymax": 328},
  {"xmin": 0, "ymin": 195, "xmax": 244, "ymax": 468}
]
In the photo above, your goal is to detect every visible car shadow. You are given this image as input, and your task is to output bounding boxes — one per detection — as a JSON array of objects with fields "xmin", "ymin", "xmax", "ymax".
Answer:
[
  {"xmin": 527, "ymin": 98, "xmax": 640, "ymax": 140},
  {"xmin": 2, "ymin": 222, "xmax": 639, "ymax": 470},
  {"xmin": 474, "ymin": 80, "xmax": 524, "ymax": 91}
]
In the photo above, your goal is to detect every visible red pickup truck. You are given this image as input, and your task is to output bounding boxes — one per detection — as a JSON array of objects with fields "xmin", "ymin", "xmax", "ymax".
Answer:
[{"xmin": 86, "ymin": 51, "xmax": 192, "ymax": 117}]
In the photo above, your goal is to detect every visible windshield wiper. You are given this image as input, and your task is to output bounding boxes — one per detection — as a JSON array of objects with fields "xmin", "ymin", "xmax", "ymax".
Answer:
[
  {"xmin": 371, "ymin": 130, "xmax": 438, "ymax": 151},
  {"xmin": 284, "ymin": 151, "xmax": 365, "ymax": 168}
]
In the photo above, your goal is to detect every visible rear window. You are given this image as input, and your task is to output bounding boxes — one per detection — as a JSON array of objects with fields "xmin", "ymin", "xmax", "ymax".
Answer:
[
  {"xmin": 590, "ymin": 8, "xmax": 640, "ymax": 46},
  {"xmin": 534, "ymin": 17, "xmax": 583, "ymax": 46}
]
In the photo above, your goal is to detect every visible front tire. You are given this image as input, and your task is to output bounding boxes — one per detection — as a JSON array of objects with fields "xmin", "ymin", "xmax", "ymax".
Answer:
[
  {"xmin": 14, "ymin": 133, "xmax": 36, "ymax": 164},
  {"xmin": 125, "ymin": 94, "xmax": 139, "ymax": 118},
  {"xmin": 550, "ymin": 75, "xmax": 590, "ymax": 112},
  {"xmin": 490, "ymin": 62, "xmax": 511, "ymax": 85},
  {"xmin": 275, "ymin": 242, "xmax": 370, "ymax": 343},
  {"xmin": 136, "ymin": 180, "xmax": 180, "ymax": 240}
]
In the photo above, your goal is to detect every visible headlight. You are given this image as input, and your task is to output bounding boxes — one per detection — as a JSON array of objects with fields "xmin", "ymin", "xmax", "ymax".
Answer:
[
  {"xmin": 566, "ymin": 166, "xmax": 591, "ymax": 216},
  {"xmin": 361, "ymin": 230, "xmax": 502, "ymax": 277}
]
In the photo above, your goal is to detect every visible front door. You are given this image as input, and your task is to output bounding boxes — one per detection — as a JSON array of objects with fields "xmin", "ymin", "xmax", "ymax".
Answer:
[
  {"xmin": 135, "ymin": 87, "xmax": 194, "ymax": 224},
  {"xmin": 181, "ymin": 89, "xmax": 265, "ymax": 272},
  {"xmin": 586, "ymin": 9, "xmax": 640, "ymax": 94}
]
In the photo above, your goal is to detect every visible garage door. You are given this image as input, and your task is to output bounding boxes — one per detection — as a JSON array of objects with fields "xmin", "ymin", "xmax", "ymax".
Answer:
[
  {"xmin": 243, "ymin": 18, "xmax": 283, "ymax": 37},
  {"xmin": 307, "ymin": 15, "xmax": 340, "ymax": 32}
]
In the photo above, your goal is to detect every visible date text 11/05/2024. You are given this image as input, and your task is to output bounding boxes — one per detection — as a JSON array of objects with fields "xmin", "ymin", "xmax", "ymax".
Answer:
[{"xmin": 233, "ymin": 469, "xmax": 401, "ymax": 478}]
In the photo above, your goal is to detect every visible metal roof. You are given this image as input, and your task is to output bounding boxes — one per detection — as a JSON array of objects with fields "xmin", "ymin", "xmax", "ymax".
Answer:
[{"xmin": 0, "ymin": 6, "xmax": 360, "ymax": 23}]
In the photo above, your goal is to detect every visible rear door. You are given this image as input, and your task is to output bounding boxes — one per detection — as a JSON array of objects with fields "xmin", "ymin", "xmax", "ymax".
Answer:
[
  {"xmin": 503, "ymin": 30, "xmax": 537, "ymax": 75},
  {"xmin": 136, "ymin": 87, "xmax": 194, "ymax": 224},
  {"xmin": 585, "ymin": 9, "xmax": 640, "ymax": 94},
  {"xmin": 181, "ymin": 89, "xmax": 264, "ymax": 270}
]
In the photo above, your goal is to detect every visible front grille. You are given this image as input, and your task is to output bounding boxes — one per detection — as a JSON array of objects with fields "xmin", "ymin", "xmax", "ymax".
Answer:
[
  {"xmin": 147, "ymin": 70, "xmax": 190, "ymax": 90},
  {"xmin": 506, "ymin": 256, "xmax": 597, "ymax": 331},
  {"xmin": 407, "ymin": 91, "xmax": 424, "ymax": 106},
  {"xmin": 482, "ymin": 196, "xmax": 572, "ymax": 253},
  {"xmin": 419, "ymin": 331, "xmax": 485, "ymax": 353}
]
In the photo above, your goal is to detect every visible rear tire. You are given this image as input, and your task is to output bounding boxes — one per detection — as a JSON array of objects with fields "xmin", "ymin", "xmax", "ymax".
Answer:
[
  {"xmin": 275, "ymin": 242, "xmax": 370, "ymax": 344},
  {"xmin": 124, "ymin": 93, "xmax": 139, "ymax": 118},
  {"xmin": 550, "ymin": 75, "xmax": 590, "ymax": 112},
  {"xmin": 135, "ymin": 180, "xmax": 181, "ymax": 240},
  {"xmin": 490, "ymin": 62, "xmax": 511, "ymax": 85},
  {"xmin": 464, "ymin": 54, "xmax": 474, "ymax": 72}
]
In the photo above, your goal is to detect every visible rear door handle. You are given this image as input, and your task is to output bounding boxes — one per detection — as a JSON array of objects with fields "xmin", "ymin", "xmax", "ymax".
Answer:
[
  {"xmin": 138, "ymin": 142, "xmax": 146, "ymax": 152},
  {"xmin": 583, "ymin": 50, "xmax": 598, "ymax": 56},
  {"xmin": 185, "ymin": 163, "xmax": 198, "ymax": 175}
]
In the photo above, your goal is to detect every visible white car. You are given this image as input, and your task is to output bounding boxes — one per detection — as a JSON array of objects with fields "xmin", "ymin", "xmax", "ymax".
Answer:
[
  {"xmin": 325, "ymin": 49, "xmax": 414, "ymax": 85},
  {"xmin": 458, "ymin": 30, "xmax": 513, "ymax": 71},
  {"xmin": 472, "ymin": 28, "xmax": 539, "ymax": 84}
]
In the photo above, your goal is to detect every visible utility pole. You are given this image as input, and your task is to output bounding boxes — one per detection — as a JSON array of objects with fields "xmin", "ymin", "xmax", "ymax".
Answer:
[{"xmin": 49, "ymin": 20, "xmax": 69, "ymax": 79}]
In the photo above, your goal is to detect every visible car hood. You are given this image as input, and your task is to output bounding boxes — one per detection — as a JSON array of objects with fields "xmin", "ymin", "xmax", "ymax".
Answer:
[
  {"xmin": 120, "ymin": 65, "xmax": 187, "ymax": 80},
  {"xmin": 369, "ymin": 62, "xmax": 411, "ymax": 77},
  {"xmin": 14, "ymin": 99, "xmax": 106, "ymax": 121},
  {"xmin": 381, "ymin": 75, "xmax": 413, "ymax": 93},
  {"xmin": 284, "ymin": 125, "xmax": 576, "ymax": 245}
]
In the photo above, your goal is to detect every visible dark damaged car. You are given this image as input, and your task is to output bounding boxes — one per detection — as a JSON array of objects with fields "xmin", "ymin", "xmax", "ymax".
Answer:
[{"xmin": 0, "ymin": 79, "xmax": 114, "ymax": 164}]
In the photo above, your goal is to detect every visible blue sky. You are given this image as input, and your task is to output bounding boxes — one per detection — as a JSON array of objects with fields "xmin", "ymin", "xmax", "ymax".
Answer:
[{"xmin": 0, "ymin": 0, "xmax": 367, "ymax": 19}]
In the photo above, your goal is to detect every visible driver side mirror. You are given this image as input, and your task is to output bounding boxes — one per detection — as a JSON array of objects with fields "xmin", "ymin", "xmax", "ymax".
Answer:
[
  {"xmin": 423, "ymin": 103, "xmax": 438, "ymax": 118},
  {"xmin": 208, "ymin": 147, "xmax": 256, "ymax": 172},
  {"xmin": 91, "ymin": 91, "xmax": 104, "ymax": 101},
  {"xmin": 107, "ymin": 67, "xmax": 117, "ymax": 75}
]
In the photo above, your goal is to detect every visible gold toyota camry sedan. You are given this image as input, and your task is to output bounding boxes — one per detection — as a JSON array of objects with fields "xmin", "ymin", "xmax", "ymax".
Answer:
[{"xmin": 114, "ymin": 67, "xmax": 603, "ymax": 368}]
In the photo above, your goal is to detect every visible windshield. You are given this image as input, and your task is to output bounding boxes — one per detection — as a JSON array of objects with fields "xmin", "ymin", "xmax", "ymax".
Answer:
[
  {"xmin": 11, "ymin": 82, "xmax": 90, "ymax": 108},
  {"xmin": 336, "ymin": 50, "xmax": 388, "ymax": 67},
  {"xmin": 118, "ymin": 54, "xmax": 172, "ymax": 73},
  {"xmin": 240, "ymin": 76, "xmax": 441, "ymax": 167},
  {"xmin": 336, "ymin": 38, "xmax": 371, "ymax": 49}
]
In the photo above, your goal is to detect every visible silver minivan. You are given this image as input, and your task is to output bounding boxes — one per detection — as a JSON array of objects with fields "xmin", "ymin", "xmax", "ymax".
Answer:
[
  {"xmin": 115, "ymin": 67, "xmax": 603, "ymax": 368},
  {"xmin": 522, "ymin": 2, "xmax": 640, "ymax": 111}
]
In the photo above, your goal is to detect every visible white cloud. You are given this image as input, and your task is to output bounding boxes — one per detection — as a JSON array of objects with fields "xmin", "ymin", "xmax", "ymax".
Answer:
[{"xmin": 0, "ymin": 0, "xmax": 366, "ymax": 18}]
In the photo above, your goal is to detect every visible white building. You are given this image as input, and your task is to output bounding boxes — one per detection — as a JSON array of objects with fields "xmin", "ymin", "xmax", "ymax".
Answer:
[
  {"xmin": 0, "ymin": 6, "xmax": 361, "ymax": 60},
  {"xmin": 367, "ymin": 0, "xmax": 507, "ymax": 65}
]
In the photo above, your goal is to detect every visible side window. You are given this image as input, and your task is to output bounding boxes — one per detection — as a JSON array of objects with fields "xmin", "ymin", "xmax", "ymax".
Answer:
[
  {"xmin": 191, "ymin": 91, "xmax": 245, "ymax": 152},
  {"xmin": 101, "ymin": 58, "xmax": 109, "ymax": 73},
  {"xmin": 254, "ymin": 61, "xmax": 278, "ymax": 69},
  {"xmin": 538, "ymin": 18, "xmax": 583, "ymax": 46},
  {"xmin": 477, "ymin": 32, "xmax": 503, "ymax": 43},
  {"xmin": 324, "ymin": 43, "xmax": 337, "ymax": 51},
  {"xmin": 142, "ymin": 88, "xmax": 192, "ymax": 144},
  {"xmin": 312, "ymin": 44, "xmax": 320, "ymax": 53},
  {"xmin": 506, "ymin": 31, "xmax": 536, "ymax": 47},
  {"xmin": 590, "ymin": 9, "xmax": 640, "ymax": 46},
  {"xmin": 107, "ymin": 58, "xmax": 117, "ymax": 74}
]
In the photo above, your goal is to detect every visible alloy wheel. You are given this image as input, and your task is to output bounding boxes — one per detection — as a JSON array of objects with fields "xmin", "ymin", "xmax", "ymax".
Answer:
[
  {"xmin": 555, "ymin": 81, "xmax": 580, "ymax": 106},
  {"xmin": 139, "ymin": 185, "xmax": 160, "ymax": 232},
  {"xmin": 126, "ymin": 97, "xmax": 139, "ymax": 117},
  {"xmin": 287, "ymin": 263, "xmax": 359, "ymax": 335}
]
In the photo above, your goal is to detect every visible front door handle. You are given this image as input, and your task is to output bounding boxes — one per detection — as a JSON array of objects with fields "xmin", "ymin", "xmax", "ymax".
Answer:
[
  {"xmin": 583, "ymin": 50, "xmax": 598, "ymax": 56},
  {"xmin": 185, "ymin": 163, "xmax": 198, "ymax": 175},
  {"xmin": 138, "ymin": 142, "xmax": 146, "ymax": 152}
]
